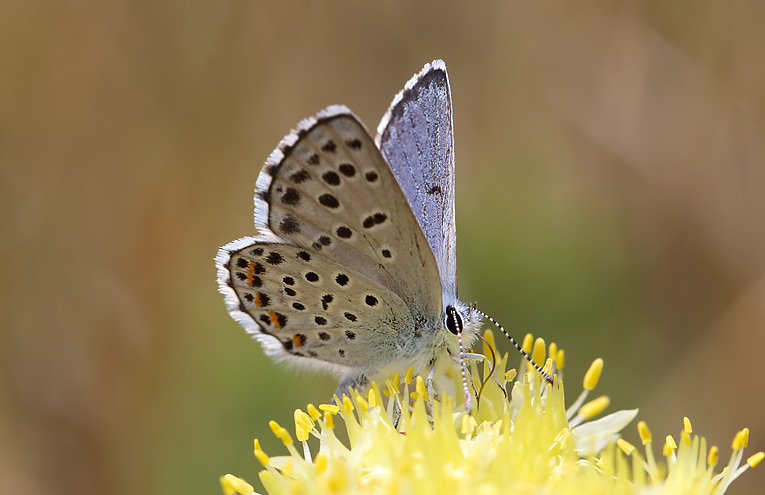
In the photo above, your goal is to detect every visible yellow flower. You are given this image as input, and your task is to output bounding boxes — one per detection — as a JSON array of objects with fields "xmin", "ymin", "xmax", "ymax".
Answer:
[{"xmin": 220, "ymin": 331, "xmax": 761, "ymax": 494}]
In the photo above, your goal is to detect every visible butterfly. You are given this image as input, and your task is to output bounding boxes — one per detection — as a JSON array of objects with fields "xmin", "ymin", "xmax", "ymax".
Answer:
[{"xmin": 217, "ymin": 60, "xmax": 495, "ymax": 406}]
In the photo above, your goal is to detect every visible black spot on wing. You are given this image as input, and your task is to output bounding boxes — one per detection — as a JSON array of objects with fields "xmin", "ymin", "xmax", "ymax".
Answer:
[
  {"xmin": 281, "ymin": 188, "xmax": 301, "ymax": 205},
  {"xmin": 322, "ymin": 140, "xmax": 337, "ymax": 153},
  {"xmin": 266, "ymin": 252, "xmax": 284, "ymax": 265},
  {"xmin": 322, "ymin": 171, "xmax": 340, "ymax": 186},
  {"xmin": 290, "ymin": 170, "xmax": 310, "ymax": 183},
  {"xmin": 279, "ymin": 216, "xmax": 300, "ymax": 234},
  {"xmin": 338, "ymin": 164, "xmax": 356, "ymax": 177},
  {"xmin": 279, "ymin": 215, "xmax": 300, "ymax": 234},
  {"xmin": 297, "ymin": 251, "xmax": 311, "ymax": 262},
  {"xmin": 319, "ymin": 194, "xmax": 340, "ymax": 208}
]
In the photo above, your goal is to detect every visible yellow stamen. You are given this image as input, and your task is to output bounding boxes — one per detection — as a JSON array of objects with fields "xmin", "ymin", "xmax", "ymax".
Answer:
[
  {"xmin": 683, "ymin": 416, "xmax": 692, "ymax": 433},
  {"xmin": 741, "ymin": 428, "xmax": 750, "ymax": 448},
  {"xmin": 342, "ymin": 395, "xmax": 354, "ymax": 414},
  {"xmin": 411, "ymin": 375, "xmax": 428, "ymax": 401},
  {"xmin": 747, "ymin": 452, "xmax": 764, "ymax": 468},
  {"xmin": 391, "ymin": 371, "xmax": 400, "ymax": 389},
  {"xmin": 356, "ymin": 395, "xmax": 370, "ymax": 412},
  {"xmin": 484, "ymin": 329, "xmax": 496, "ymax": 353},
  {"xmin": 583, "ymin": 358, "xmax": 604, "ymax": 391},
  {"xmin": 542, "ymin": 358, "xmax": 553, "ymax": 376},
  {"xmin": 294, "ymin": 409, "xmax": 314, "ymax": 442},
  {"xmin": 556, "ymin": 349, "xmax": 565, "ymax": 369},
  {"xmin": 522, "ymin": 333, "xmax": 533, "ymax": 353},
  {"xmin": 617, "ymin": 438, "xmax": 635, "ymax": 456},
  {"xmin": 403, "ymin": 366, "xmax": 415, "ymax": 384},
  {"xmin": 680, "ymin": 430, "xmax": 692, "ymax": 446},
  {"xmin": 314, "ymin": 452, "xmax": 329, "ymax": 474},
  {"xmin": 253, "ymin": 439, "xmax": 270, "ymax": 466},
  {"xmin": 306, "ymin": 403, "xmax": 321, "ymax": 421},
  {"xmin": 732, "ymin": 429, "xmax": 749, "ymax": 450},
  {"xmin": 327, "ymin": 463, "xmax": 347, "ymax": 492},
  {"xmin": 220, "ymin": 474, "xmax": 254, "ymax": 495},
  {"xmin": 319, "ymin": 403, "xmax": 339, "ymax": 415},
  {"xmin": 708, "ymin": 446, "xmax": 719, "ymax": 467},
  {"xmin": 664, "ymin": 435, "xmax": 677, "ymax": 456},
  {"xmin": 461, "ymin": 414, "xmax": 477, "ymax": 435},
  {"xmin": 323, "ymin": 411, "xmax": 334, "ymax": 429},
  {"xmin": 638, "ymin": 421, "xmax": 653, "ymax": 444},
  {"xmin": 548, "ymin": 342, "xmax": 558, "ymax": 362},
  {"xmin": 268, "ymin": 420, "xmax": 282, "ymax": 438},
  {"xmin": 505, "ymin": 369, "xmax": 517, "ymax": 382},
  {"xmin": 532, "ymin": 337, "xmax": 546, "ymax": 365},
  {"xmin": 278, "ymin": 427, "xmax": 293, "ymax": 446},
  {"xmin": 579, "ymin": 396, "xmax": 610, "ymax": 419}
]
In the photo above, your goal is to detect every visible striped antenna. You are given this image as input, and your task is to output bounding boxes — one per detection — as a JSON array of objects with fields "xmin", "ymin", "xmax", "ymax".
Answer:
[
  {"xmin": 475, "ymin": 309, "xmax": 554, "ymax": 384},
  {"xmin": 456, "ymin": 325, "xmax": 473, "ymax": 414}
]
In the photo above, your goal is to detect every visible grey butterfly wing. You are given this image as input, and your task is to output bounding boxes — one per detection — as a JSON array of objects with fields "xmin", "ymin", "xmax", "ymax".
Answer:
[
  {"xmin": 375, "ymin": 60, "xmax": 457, "ymax": 298},
  {"xmin": 216, "ymin": 106, "xmax": 443, "ymax": 376},
  {"xmin": 217, "ymin": 240, "xmax": 416, "ymax": 374}
]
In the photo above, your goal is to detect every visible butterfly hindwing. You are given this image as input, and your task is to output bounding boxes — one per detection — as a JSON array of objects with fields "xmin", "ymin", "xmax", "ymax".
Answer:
[
  {"xmin": 218, "ymin": 240, "xmax": 419, "ymax": 370},
  {"xmin": 376, "ymin": 60, "xmax": 457, "ymax": 298}
]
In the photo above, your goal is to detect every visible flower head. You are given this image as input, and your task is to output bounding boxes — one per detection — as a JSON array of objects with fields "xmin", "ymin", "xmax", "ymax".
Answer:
[{"xmin": 220, "ymin": 331, "xmax": 761, "ymax": 494}]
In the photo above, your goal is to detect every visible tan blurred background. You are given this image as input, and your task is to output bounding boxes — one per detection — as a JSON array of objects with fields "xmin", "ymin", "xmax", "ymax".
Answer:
[{"xmin": 2, "ymin": 1, "xmax": 764, "ymax": 494}]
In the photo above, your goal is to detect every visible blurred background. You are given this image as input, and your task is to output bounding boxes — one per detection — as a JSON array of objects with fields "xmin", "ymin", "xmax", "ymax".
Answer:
[{"xmin": 2, "ymin": 1, "xmax": 764, "ymax": 494}]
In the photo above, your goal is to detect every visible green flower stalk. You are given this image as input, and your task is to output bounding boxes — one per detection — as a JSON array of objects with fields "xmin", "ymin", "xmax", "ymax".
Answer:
[{"xmin": 220, "ymin": 331, "xmax": 762, "ymax": 495}]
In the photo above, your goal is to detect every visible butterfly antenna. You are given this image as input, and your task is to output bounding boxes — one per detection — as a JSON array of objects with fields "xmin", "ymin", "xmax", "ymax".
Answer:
[
  {"xmin": 475, "ymin": 309, "xmax": 554, "ymax": 384},
  {"xmin": 456, "ymin": 325, "xmax": 474, "ymax": 415}
]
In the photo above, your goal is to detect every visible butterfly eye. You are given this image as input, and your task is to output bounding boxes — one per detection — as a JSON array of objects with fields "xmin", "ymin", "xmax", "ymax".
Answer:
[{"xmin": 445, "ymin": 305, "xmax": 463, "ymax": 335}]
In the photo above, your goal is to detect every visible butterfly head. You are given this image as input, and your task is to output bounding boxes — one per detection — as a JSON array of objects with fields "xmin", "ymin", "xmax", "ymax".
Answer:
[{"xmin": 442, "ymin": 300, "xmax": 482, "ymax": 344}]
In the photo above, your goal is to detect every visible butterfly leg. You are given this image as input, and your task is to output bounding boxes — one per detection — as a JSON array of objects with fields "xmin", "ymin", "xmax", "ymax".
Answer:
[
  {"xmin": 334, "ymin": 373, "xmax": 369, "ymax": 402},
  {"xmin": 455, "ymin": 352, "xmax": 507, "ymax": 397},
  {"xmin": 426, "ymin": 364, "xmax": 440, "ymax": 402}
]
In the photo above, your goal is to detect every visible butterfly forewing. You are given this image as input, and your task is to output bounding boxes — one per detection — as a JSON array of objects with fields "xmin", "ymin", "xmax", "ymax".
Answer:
[
  {"xmin": 256, "ymin": 107, "xmax": 442, "ymax": 321},
  {"xmin": 376, "ymin": 61, "xmax": 457, "ymax": 298}
]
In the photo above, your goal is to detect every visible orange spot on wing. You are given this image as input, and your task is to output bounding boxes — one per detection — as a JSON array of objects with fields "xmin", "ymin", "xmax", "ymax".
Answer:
[
  {"xmin": 255, "ymin": 293, "xmax": 264, "ymax": 307},
  {"xmin": 292, "ymin": 335, "xmax": 303, "ymax": 347},
  {"xmin": 269, "ymin": 312, "xmax": 282, "ymax": 329}
]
